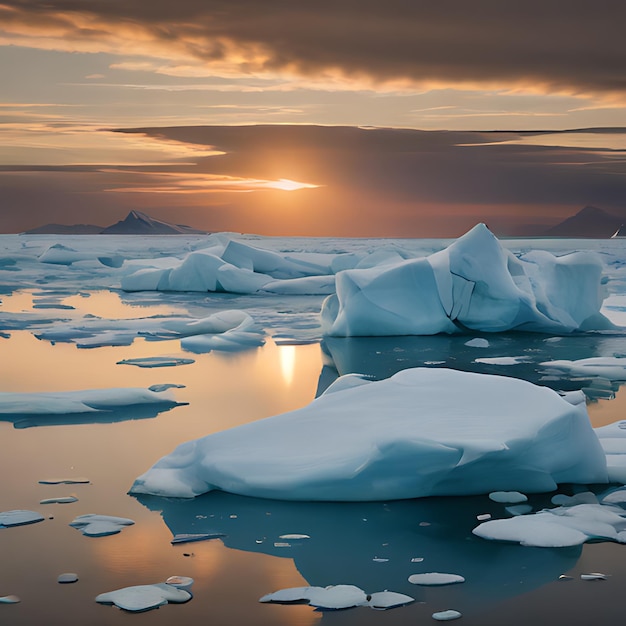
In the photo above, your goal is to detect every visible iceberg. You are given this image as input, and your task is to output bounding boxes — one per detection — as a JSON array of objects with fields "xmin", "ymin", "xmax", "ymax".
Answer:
[
  {"xmin": 321, "ymin": 223, "xmax": 610, "ymax": 336},
  {"xmin": 129, "ymin": 367, "xmax": 608, "ymax": 501}
]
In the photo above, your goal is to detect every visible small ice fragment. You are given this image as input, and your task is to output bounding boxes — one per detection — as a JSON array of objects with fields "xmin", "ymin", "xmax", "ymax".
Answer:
[
  {"xmin": 544, "ymin": 337, "xmax": 562, "ymax": 343},
  {"xmin": 432, "ymin": 609, "xmax": 462, "ymax": 621},
  {"xmin": 476, "ymin": 513, "xmax": 491, "ymax": 521},
  {"xmin": 559, "ymin": 575, "xmax": 573, "ymax": 581},
  {"xmin": 0, "ymin": 595, "xmax": 20, "ymax": 604},
  {"xmin": 408, "ymin": 573, "xmax": 465, "ymax": 586},
  {"xmin": 278, "ymin": 534, "xmax": 310, "ymax": 540},
  {"xmin": 465, "ymin": 338, "xmax": 489, "ymax": 348},
  {"xmin": 373, "ymin": 558, "xmax": 389, "ymax": 563},
  {"xmin": 171, "ymin": 532, "xmax": 225, "ymax": 544},
  {"xmin": 367, "ymin": 591, "xmax": 414, "ymax": 609},
  {"xmin": 259, "ymin": 586, "xmax": 321, "ymax": 603},
  {"xmin": 273, "ymin": 542, "xmax": 291, "ymax": 548},
  {"xmin": 411, "ymin": 557, "xmax": 424, "ymax": 563},
  {"xmin": 117, "ymin": 357, "xmax": 195, "ymax": 368},
  {"xmin": 489, "ymin": 491, "xmax": 528, "ymax": 504},
  {"xmin": 601, "ymin": 488, "xmax": 626, "ymax": 505},
  {"xmin": 148, "ymin": 383, "xmax": 186, "ymax": 392},
  {"xmin": 58, "ymin": 573, "xmax": 79, "ymax": 584},
  {"xmin": 419, "ymin": 521, "xmax": 431, "ymax": 526},
  {"xmin": 40, "ymin": 496, "xmax": 78, "ymax": 505},
  {"xmin": 581, "ymin": 573, "xmax": 608, "ymax": 581},
  {"xmin": 96, "ymin": 583, "xmax": 191, "ymax": 612},
  {"xmin": 307, "ymin": 585, "xmax": 368, "ymax": 609},
  {"xmin": 0, "ymin": 510, "xmax": 45, "ymax": 527},
  {"xmin": 39, "ymin": 478, "xmax": 89, "ymax": 485},
  {"xmin": 505, "ymin": 504, "xmax": 533, "ymax": 516},
  {"xmin": 165, "ymin": 576, "xmax": 193, "ymax": 590},
  {"xmin": 70, "ymin": 514, "xmax": 134, "ymax": 537}
]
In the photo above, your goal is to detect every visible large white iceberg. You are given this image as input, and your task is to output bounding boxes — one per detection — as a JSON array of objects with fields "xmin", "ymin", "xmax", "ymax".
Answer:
[
  {"xmin": 129, "ymin": 367, "xmax": 608, "ymax": 501},
  {"xmin": 321, "ymin": 223, "xmax": 610, "ymax": 336}
]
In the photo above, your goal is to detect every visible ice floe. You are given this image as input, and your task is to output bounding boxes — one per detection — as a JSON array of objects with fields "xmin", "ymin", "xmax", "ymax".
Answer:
[
  {"xmin": 432, "ymin": 609, "xmax": 463, "ymax": 621},
  {"xmin": 96, "ymin": 582, "xmax": 192, "ymax": 612},
  {"xmin": 0, "ymin": 510, "xmax": 44, "ymax": 527},
  {"xmin": 321, "ymin": 223, "xmax": 610, "ymax": 336},
  {"xmin": 489, "ymin": 491, "xmax": 528, "ymax": 504},
  {"xmin": 70, "ymin": 514, "xmax": 135, "ymax": 537},
  {"xmin": 259, "ymin": 584, "xmax": 413, "ymax": 611},
  {"xmin": 0, "ymin": 595, "xmax": 20, "ymax": 604},
  {"xmin": 116, "ymin": 356, "xmax": 195, "ymax": 368},
  {"xmin": 0, "ymin": 387, "xmax": 181, "ymax": 415},
  {"xmin": 473, "ymin": 497, "xmax": 626, "ymax": 548},
  {"xmin": 39, "ymin": 477, "xmax": 89, "ymax": 485},
  {"xmin": 408, "ymin": 573, "xmax": 465, "ymax": 586},
  {"xmin": 40, "ymin": 496, "xmax": 78, "ymax": 504},
  {"xmin": 129, "ymin": 367, "xmax": 608, "ymax": 501},
  {"xmin": 57, "ymin": 573, "xmax": 78, "ymax": 584},
  {"xmin": 540, "ymin": 357, "xmax": 626, "ymax": 381}
]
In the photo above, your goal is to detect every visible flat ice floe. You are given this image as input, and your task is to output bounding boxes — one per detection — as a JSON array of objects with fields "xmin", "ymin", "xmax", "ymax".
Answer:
[
  {"xmin": 321, "ymin": 223, "xmax": 610, "ymax": 336},
  {"xmin": 96, "ymin": 582, "xmax": 192, "ymax": 612},
  {"xmin": 70, "ymin": 514, "xmax": 135, "ymax": 537},
  {"xmin": 473, "ymin": 498, "xmax": 626, "ymax": 548},
  {"xmin": 0, "ymin": 510, "xmax": 44, "ymax": 527},
  {"xmin": 0, "ymin": 387, "xmax": 182, "ymax": 415},
  {"xmin": 129, "ymin": 367, "xmax": 608, "ymax": 501}
]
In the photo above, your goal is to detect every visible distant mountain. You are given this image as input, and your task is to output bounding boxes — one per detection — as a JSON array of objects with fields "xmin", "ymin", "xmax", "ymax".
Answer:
[
  {"xmin": 23, "ymin": 223, "xmax": 105, "ymax": 235},
  {"xmin": 545, "ymin": 206, "xmax": 623, "ymax": 238},
  {"xmin": 100, "ymin": 210, "xmax": 206, "ymax": 235},
  {"xmin": 24, "ymin": 211, "xmax": 207, "ymax": 235}
]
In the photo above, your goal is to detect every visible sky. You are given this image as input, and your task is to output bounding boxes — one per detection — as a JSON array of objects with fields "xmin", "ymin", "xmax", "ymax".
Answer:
[{"xmin": 1, "ymin": 0, "xmax": 626, "ymax": 236}]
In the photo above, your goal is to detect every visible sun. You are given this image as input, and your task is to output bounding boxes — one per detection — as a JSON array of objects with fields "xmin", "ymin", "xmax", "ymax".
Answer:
[{"xmin": 266, "ymin": 178, "xmax": 319, "ymax": 191}]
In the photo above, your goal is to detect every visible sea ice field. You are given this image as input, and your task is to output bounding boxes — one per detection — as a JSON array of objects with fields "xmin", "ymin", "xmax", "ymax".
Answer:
[{"xmin": 3, "ymin": 228, "xmax": 626, "ymax": 624}]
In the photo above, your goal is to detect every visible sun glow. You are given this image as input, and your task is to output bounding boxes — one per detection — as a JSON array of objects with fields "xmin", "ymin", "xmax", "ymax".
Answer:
[{"xmin": 266, "ymin": 178, "xmax": 319, "ymax": 191}]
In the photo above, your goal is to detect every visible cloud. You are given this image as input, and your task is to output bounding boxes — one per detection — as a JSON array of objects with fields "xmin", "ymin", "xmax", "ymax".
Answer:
[
  {"xmin": 1, "ymin": 1, "xmax": 625, "ymax": 97},
  {"xmin": 2, "ymin": 124, "xmax": 626, "ymax": 236}
]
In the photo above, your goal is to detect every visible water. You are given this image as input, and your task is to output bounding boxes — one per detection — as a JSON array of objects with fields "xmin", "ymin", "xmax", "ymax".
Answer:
[{"xmin": 2, "ymin": 234, "xmax": 626, "ymax": 624}]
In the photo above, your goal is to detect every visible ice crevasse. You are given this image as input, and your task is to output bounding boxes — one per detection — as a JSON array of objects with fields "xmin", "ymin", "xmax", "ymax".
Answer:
[
  {"xmin": 129, "ymin": 367, "xmax": 609, "ymax": 501},
  {"xmin": 321, "ymin": 223, "xmax": 610, "ymax": 336}
]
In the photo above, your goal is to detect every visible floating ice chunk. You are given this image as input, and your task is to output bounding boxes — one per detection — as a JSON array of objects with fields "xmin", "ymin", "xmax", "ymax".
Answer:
[
  {"xmin": 581, "ymin": 573, "xmax": 608, "ymax": 581},
  {"xmin": 0, "ymin": 510, "xmax": 44, "ymax": 527},
  {"xmin": 366, "ymin": 591, "xmax": 414, "ymax": 609},
  {"xmin": 489, "ymin": 491, "xmax": 528, "ymax": 504},
  {"xmin": 408, "ymin": 573, "xmax": 465, "ymax": 586},
  {"xmin": 0, "ymin": 595, "xmax": 20, "ymax": 603},
  {"xmin": 259, "ymin": 586, "xmax": 320, "ymax": 603},
  {"xmin": 465, "ymin": 338, "xmax": 490, "ymax": 348},
  {"xmin": 322, "ymin": 223, "xmax": 609, "ymax": 336},
  {"xmin": 96, "ymin": 583, "xmax": 191, "ymax": 612},
  {"xmin": 278, "ymin": 534, "xmax": 310, "ymax": 540},
  {"xmin": 39, "ymin": 478, "xmax": 90, "ymax": 485},
  {"xmin": 540, "ymin": 357, "xmax": 626, "ymax": 381},
  {"xmin": 306, "ymin": 585, "xmax": 368, "ymax": 609},
  {"xmin": 0, "ymin": 387, "xmax": 181, "ymax": 415},
  {"xmin": 432, "ymin": 609, "xmax": 462, "ymax": 621},
  {"xmin": 70, "ymin": 514, "xmax": 135, "ymax": 537},
  {"xmin": 476, "ymin": 513, "xmax": 492, "ymax": 521},
  {"xmin": 130, "ymin": 367, "xmax": 608, "ymax": 501},
  {"xmin": 600, "ymin": 488, "xmax": 626, "ymax": 505},
  {"xmin": 474, "ymin": 502, "xmax": 626, "ymax": 547},
  {"xmin": 57, "ymin": 573, "xmax": 78, "ymax": 584},
  {"xmin": 117, "ymin": 356, "xmax": 195, "ymax": 368},
  {"xmin": 148, "ymin": 384, "xmax": 186, "ymax": 393},
  {"xmin": 170, "ymin": 532, "xmax": 225, "ymax": 544},
  {"xmin": 475, "ymin": 356, "xmax": 532, "ymax": 366},
  {"xmin": 40, "ymin": 496, "xmax": 78, "ymax": 504},
  {"xmin": 164, "ymin": 576, "xmax": 194, "ymax": 590}
]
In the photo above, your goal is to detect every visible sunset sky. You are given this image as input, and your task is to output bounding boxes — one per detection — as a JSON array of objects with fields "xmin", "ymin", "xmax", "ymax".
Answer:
[{"xmin": 1, "ymin": 1, "xmax": 626, "ymax": 236}]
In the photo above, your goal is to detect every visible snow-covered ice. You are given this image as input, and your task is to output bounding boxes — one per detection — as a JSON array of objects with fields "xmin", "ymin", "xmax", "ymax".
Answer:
[
  {"xmin": 129, "ymin": 367, "xmax": 608, "ymax": 501},
  {"xmin": 96, "ymin": 583, "xmax": 192, "ymax": 612},
  {"xmin": 321, "ymin": 223, "xmax": 610, "ymax": 336},
  {"xmin": 70, "ymin": 514, "xmax": 135, "ymax": 537},
  {"xmin": 432, "ymin": 609, "xmax": 463, "ymax": 621},
  {"xmin": 0, "ymin": 510, "xmax": 44, "ymax": 527}
]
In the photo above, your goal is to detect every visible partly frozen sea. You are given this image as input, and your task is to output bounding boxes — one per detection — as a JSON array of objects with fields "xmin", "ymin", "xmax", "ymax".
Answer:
[{"xmin": 2, "ymin": 233, "xmax": 626, "ymax": 625}]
